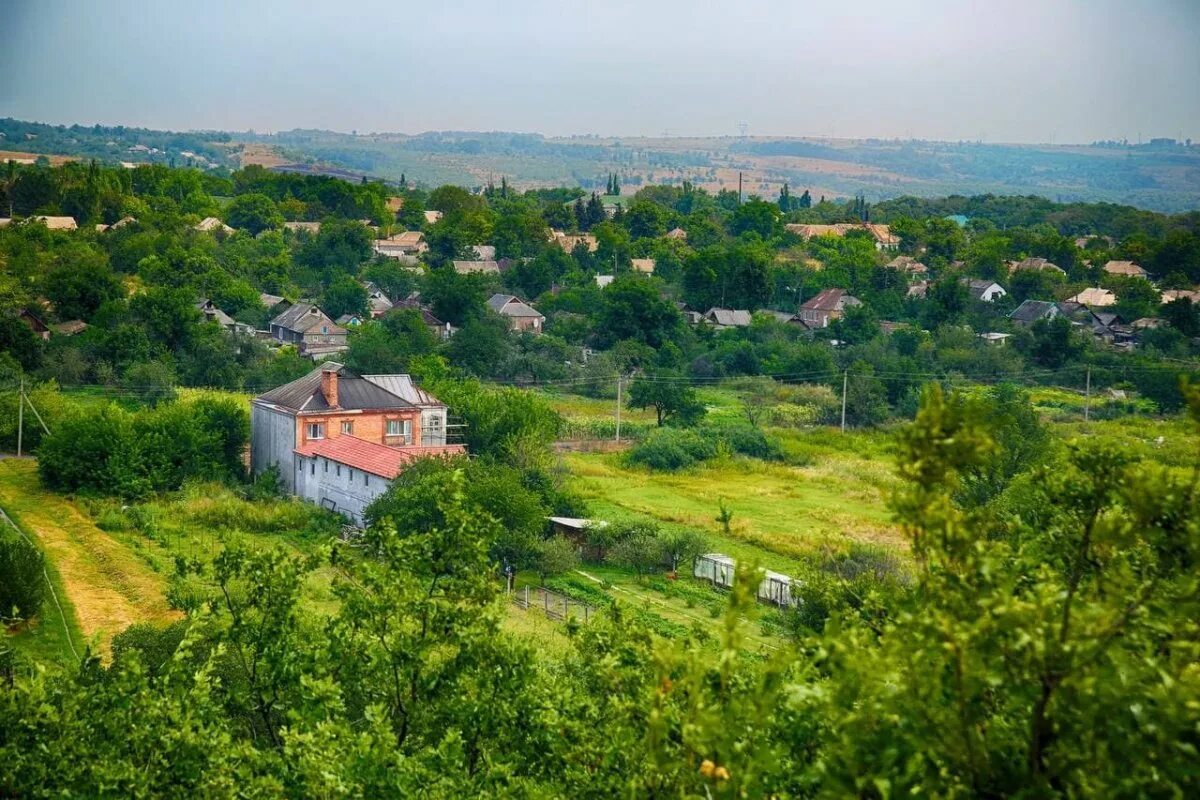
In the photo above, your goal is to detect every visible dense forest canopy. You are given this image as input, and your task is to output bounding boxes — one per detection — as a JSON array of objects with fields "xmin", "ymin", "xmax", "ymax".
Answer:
[{"xmin": 1, "ymin": 157, "xmax": 1197, "ymax": 425}]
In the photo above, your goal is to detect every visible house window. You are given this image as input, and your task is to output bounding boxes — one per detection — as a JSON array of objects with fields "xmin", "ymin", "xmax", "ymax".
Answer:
[
  {"xmin": 364, "ymin": 473, "xmax": 369, "ymax": 487},
  {"xmin": 307, "ymin": 422, "xmax": 324, "ymax": 440},
  {"xmin": 336, "ymin": 464, "xmax": 341, "ymax": 477},
  {"xmin": 386, "ymin": 419, "xmax": 411, "ymax": 443},
  {"xmin": 310, "ymin": 460, "xmax": 315, "ymax": 475},
  {"xmin": 323, "ymin": 458, "xmax": 328, "ymax": 473},
  {"xmin": 341, "ymin": 421, "xmax": 353, "ymax": 434}
]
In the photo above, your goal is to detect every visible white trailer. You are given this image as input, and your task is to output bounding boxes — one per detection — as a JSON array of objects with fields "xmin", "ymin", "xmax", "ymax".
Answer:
[
  {"xmin": 693, "ymin": 553, "xmax": 799, "ymax": 607},
  {"xmin": 693, "ymin": 553, "xmax": 736, "ymax": 589}
]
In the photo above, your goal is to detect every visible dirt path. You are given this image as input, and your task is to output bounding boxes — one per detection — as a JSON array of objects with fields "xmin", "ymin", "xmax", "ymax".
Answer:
[{"xmin": 0, "ymin": 460, "xmax": 177, "ymax": 654}]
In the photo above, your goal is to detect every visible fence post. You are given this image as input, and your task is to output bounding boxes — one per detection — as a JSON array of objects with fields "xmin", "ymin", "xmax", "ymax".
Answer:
[{"xmin": 524, "ymin": 586, "xmax": 530, "ymax": 608}]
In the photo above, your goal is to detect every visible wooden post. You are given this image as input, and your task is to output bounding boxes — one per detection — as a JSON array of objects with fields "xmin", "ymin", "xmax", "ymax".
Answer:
[
  {"xmin": 524, "ymin": 586, "xmax": 530, "ymax": 608},
  {"xmin": 16, "ymin": 377, "xmax": 23, "ymax": 458},
  {"xmin": 615, "ymin": 375, "xmax": 622, "ymax": 443},
  {"xmin": 1084, "ymin": 367, "xmax": 1091, "ymax": 425},
  {"xmin": 840, "ymin": 370, "xmax": 848, "ymax": 433}
]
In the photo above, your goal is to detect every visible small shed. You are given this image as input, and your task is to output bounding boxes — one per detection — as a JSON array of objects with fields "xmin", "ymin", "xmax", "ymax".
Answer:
[{"xmin": 548, "ymin": 516, "xmax": 605, "ymax": 544}]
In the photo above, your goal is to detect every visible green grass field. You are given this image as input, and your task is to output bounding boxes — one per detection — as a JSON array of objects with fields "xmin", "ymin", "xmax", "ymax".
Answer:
[
  {"xmin": 565, "ymin": 444, "xmax": 900, "ymax": 568},
  {"xmin": 8, "ymin": 381, "xmax": 1196, "ymax": 667},
  {"xmin": 0, "ymin": 459, "xmax": 174, "ymax": 664}
]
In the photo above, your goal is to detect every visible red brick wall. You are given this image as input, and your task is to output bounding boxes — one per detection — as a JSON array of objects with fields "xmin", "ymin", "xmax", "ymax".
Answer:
[{"xmin": 296, "ymin": 409, "xmax": 421, "ymax": 448}]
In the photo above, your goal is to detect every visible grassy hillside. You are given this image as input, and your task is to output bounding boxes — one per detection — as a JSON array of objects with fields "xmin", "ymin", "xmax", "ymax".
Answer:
[{"xmin": 0, "ymin": 459, "xmax": 174, "ymax": 663}]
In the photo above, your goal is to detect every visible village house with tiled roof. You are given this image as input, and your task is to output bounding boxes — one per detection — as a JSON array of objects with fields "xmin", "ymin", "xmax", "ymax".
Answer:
[
  {"xmin": 1009, "ymin": 257, "xmax": 1066, "ymax": 275},
  {"xmin": 251, "ymin": 362, "xmax": 462, "ymax": 524}
]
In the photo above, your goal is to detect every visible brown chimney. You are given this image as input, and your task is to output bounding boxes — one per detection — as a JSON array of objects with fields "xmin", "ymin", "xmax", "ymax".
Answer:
[{"xmin": 320, "ymin": 368, "xmax": 339, "ymax": 408}]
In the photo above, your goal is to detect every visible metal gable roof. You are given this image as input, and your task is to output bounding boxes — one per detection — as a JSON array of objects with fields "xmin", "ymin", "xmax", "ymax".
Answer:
[{"xmin": 255, "ymin": 362, "xmax": 418, "ymax": 413}]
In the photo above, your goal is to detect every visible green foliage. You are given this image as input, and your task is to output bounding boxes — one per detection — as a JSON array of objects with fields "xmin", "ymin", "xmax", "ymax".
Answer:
[
  {"xmin": 626, "ymin": 426, "xmax": 716, "ymax": 470},
  {"xmin": 428, "ymin": 378, "xmax": 561, "ymax": 462},
  {"xmin": 953, "ymin": 382, "xmax": 1051, "ymax": 508},
  {"xmin": 0, "ymin": 531, "xmax": 45, "ymax": 622},
  {"xmin": 36, "ymin": 396, "xmax": 248, "ymax": 497},
  {"xmin": 1, "ymin": 382, "xmax": 1199, "ymax": 797},
  {"xmin": 321, "ymin": 274, "xmax": 368, "ymax": 319},
  {"xmin": 627, "ymin": 372, "xmax": 705, "ymax": 427},
  {"xmin": 224, "ymin": 192, "xmax": 283, "ymax": 235},
  {"xmin": 533, "ymin": 535, "xmax": 579, "ymax": 583}
]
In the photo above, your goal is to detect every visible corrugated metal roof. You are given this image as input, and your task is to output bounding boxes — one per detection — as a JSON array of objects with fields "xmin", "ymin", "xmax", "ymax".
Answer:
[
  {"xmin": 255, "ymin": 362, "xmax": 418, "ymax": 412},
  {"xmin": 1009, "ymin": 300, "xmax": 1058, "ymax": 322},
  {"xmin": 362, "ymin": 375, "xmax": 443, "ymax": 407}
]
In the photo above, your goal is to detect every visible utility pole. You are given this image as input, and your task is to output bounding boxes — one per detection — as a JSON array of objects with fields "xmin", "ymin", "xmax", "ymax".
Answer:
[
  {"xmin": 16, "ymin": 377, "xmax": 23, "ymax": 457},
  {"xmin": 840, "ymin": 370, "xmax": 848, "ymax": 433},
  {"xmin": 1084, "ymin": 367, "xmax": 1091, "ymax": 425},
  {"xmin": 615, "ymin": 374, "xmax": 622, "ymax": 443}
]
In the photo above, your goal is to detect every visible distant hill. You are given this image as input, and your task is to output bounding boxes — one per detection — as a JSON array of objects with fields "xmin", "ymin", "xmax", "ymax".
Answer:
[
  {"xmin": 0, "ymin": 118, "xmax": 237, "ymax": 170},
  {"xmin": 5, "ymin": 118, "xmax": 1198, "ymax": 212},
  {"xmin": 242, "ymin": 129, "xmax": 1200, "ymax": 213}
]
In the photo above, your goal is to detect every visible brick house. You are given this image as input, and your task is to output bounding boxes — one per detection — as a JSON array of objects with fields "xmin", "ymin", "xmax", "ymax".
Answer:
[
  {"xmin": 251, "ymin": 363, "xmax": 463, "ymax": 524},
  {"xmin": 269, "ymin": 303, "xmax": 348, "ymax": 352},
  {"xmin": 798, "ymin": 288, "xmax": 862, "ymax": 328}
]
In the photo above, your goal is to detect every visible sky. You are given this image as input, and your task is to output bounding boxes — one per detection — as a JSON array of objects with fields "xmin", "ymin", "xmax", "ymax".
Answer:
[{"xmin": 3, "ymin": 0, "xmax": 1199, "ymax": 145}]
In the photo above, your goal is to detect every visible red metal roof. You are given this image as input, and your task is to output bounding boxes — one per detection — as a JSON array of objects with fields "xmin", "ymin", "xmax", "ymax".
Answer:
[{"xmin": 294, "ymin": 436, "xmax": 465, "ymax": 479}]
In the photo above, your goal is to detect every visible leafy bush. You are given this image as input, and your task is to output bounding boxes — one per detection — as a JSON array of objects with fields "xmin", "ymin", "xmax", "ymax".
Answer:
[
  {"xmin": 787, "ymin": 544, "xmax": 909, "ymax": 635},
  {"xmin": 607, "ymin": 531, "xmax": 667, "ymax": 575},
  {"xmin": 628, "ymin": 422, "xmax": 781, "ymax": 471},
  {"xmin": 111, "ymin": 620, "xmax": 190, "ymax": 677},
  {"xmin": 704, "ymin": 423, "xmax": 783, "ymax": 460},
  {"xmin": 37, "ymin": 397, "xmax": 248, "ymax": 498},
  {"xmin": 533, "ymin": 536, "xmax": 579, "ymax": 583},
  {"xmin": 626, "ymin": 427, "xmax": 717, "ymax": 471},
  {"xmin": 0, "ymin": 533, "xmax": 46, "ymax": 622}
]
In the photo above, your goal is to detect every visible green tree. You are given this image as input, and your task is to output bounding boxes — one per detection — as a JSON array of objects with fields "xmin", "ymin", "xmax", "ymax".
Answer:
[
  {"xmin": 322, "ymin": 275, "xmax": 369, "ymax": 319},
  {"xmin": 0, "ymin": 532, "xmax": 45, "ymax": 623},
  {"xmin": 729, "ymin": 198, "xmax": 779, "ymax": 238},
  {"xmin": 1027, "ymin": 315, "xmax": 1083, "ymax": 369},
  {"xmin": 592, "ymin": 277, "xmax": 682, "ymax": 349},
  {"xmin": 225, "ymin": 193, "xmax": 283, "ymax": 235},
  {"xmin": 533, "ymin": 536, "xmax": 579, "ymax": 584},
  {"xmin": 659, "ymin": 529, "xmax": 709, "ymax": 573},
  {"xmin": 627, "ymin": 373, "xmax": 706, "ymax": 427},
  {"xmin": 43, "ymin": 256, "xmax": 124, "ymax": 321}
]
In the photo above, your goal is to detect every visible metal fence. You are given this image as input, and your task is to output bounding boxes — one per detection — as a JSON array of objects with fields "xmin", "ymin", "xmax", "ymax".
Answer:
[{"xmin": 511, "ymin": 585, "xmax": 594, "ymax": 623}]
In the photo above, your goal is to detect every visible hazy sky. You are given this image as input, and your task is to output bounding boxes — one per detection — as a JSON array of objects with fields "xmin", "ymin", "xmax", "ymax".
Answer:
[{"xmin": 3, "ymin": 0, "xmax": 1199, "ymax": 144}]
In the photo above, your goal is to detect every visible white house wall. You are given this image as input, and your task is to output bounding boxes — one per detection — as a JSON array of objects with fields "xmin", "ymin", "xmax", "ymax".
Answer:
[
  {"xmin": 251, "ymin": 404, "xmax": 299, "ymax": 491},
  {"xmin": 294, "ymin": 454, "xmax": 391, "ymax": 526}
]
